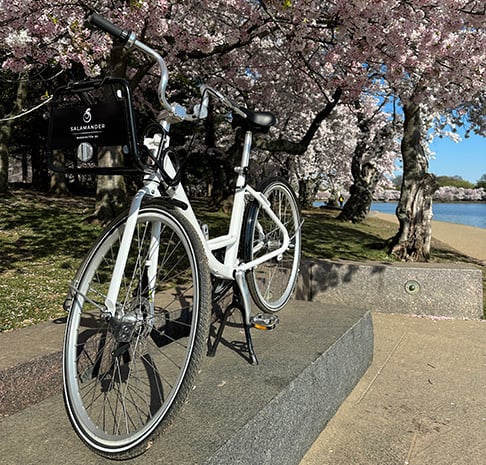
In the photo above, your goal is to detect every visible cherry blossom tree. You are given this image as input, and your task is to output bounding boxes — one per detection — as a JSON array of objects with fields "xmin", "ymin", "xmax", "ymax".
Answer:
[
  {"xmin": 308, "ymin": 0, "xmax": 485, "ymax": 260},
  {"xmin": 434, "ymin": 186, "xmax": 486, "ymax": 202},
  {"xmin": 231, "ymin": 0, "xmax": 485, "ymax": 258},
  {"xmin": 0, "ymin": 0, "xmax": 273, "ymax": 210},
  {"xmin": 324, "ymin": 1, "xmax": 480, "ymax": 259},
  {"xmin": 1, "ymin": 0, "xmax": 345, "ymax": 205},
  {"xmin": 1, "ymin": 0, "xmax": 484, "ymax": 252},
  {"xmin": 300, "ymin": 104, "xmax": 360, "ymax": 205},
  {"xmin": 337, "ymin": 95, "xmax": 401, "ymax": 222},
  {"xmin": 0, "ymin": 0, "xmax": 111, "ymax": 195}
]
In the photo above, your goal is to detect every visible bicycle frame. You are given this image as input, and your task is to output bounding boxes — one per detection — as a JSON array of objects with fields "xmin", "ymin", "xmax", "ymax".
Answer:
[
  {"xmin": 82, "ymin": 14, "xmax": 291, "ymax": 328},
  {"xmin": 103, "ymin": 126, "xmax": 290, "ymax": 323}
]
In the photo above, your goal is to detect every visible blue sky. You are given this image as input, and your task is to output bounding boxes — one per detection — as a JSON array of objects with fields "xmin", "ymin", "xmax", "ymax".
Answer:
[{"xmin": 428, "ymin": 133, "xmax": 486, "ymax": 184}]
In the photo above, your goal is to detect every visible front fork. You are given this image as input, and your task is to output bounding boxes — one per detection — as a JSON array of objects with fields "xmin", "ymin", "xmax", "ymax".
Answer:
[{"xmin": 104, "ymin": 183, "xmax": 159, "ymax": 319}]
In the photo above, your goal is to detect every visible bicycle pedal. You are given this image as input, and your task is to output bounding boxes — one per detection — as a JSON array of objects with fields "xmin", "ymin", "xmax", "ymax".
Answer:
[{"xmin": 251, "ymin": 313, "xmax": 279, "ymax": 330}]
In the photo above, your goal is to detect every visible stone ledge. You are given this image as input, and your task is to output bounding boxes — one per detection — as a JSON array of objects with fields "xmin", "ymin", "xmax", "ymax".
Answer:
[
  {"xmin": 0, "ymin": 319, "xmax": 64, "ymax": 417},
  {"xmin": 296, "ymin": 259, "xmax": 484, "ymax": 319},
  {"xmin": 0, "ymin": 302, "xmax": 373, "ymax": 465}
]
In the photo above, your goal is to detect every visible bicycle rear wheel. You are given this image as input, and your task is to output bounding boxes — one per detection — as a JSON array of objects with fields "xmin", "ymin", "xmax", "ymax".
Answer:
[
  {"xmin": 243, "ymin": 177, "xmax": 301, "ymax": 312},
  {"xmin": 63, "ymin": 202, "xmax": 211, "ymax": 459}
]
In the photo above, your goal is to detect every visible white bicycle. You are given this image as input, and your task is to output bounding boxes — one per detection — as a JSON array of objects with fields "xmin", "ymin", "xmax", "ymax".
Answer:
[{"xmin": 50, "ymin": 13, "xmax": 301, "ymax": 460}]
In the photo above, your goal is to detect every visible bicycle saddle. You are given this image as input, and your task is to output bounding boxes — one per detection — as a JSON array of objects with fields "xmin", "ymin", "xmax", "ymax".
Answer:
[{"xmin": 233, "ymin": 107, "xmax": 276, "ymax": 134}]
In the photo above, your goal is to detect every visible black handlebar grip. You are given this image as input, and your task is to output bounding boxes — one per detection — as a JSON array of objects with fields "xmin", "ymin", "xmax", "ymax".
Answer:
[{"xmin": 89, "ymin": 13, "xmax": 131, "ymax": 44}]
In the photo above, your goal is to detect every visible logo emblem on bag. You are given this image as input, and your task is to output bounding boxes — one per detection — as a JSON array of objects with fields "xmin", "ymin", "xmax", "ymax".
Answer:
[
  {"xmin": 83, "ymin": 108, "xmax": 92, "ymax": 123},
  {"xmin": 69, "ymin": 106, "xmax": 106, "ymax": 142}
]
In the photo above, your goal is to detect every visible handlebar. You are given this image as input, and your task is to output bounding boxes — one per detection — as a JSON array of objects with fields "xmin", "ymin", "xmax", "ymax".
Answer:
[
  {"xmin": 90, "ymin": 13, "xmax": 133, "ymax": 44},
  {"xmin": 89, "ymin": 13, "xmax": 247, "ymax": 123}
]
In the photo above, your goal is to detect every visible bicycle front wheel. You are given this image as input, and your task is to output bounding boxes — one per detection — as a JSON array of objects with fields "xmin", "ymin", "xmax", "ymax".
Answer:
[
  {"xmin": 63, "ymin": 203, "xmax": 211, "ymax": 459},
  {"xmin": 243, "ymin": 177, "xmax": 301, "ymax": 312}
]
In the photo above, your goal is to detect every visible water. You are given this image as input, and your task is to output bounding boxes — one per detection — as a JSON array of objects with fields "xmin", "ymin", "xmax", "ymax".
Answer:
[{"xmin": 371, "ymin": 202, "xmax": 486, "ymax": 229}]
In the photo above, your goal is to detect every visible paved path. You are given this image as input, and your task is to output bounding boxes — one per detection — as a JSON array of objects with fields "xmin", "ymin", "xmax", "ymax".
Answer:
[
  {"xmin": 300, "ymin": 313, "xmax": 486, "ymax": 465},
  {"xmin": 371, "ymin": 212, "xmax": 486, "ymax": 263}
]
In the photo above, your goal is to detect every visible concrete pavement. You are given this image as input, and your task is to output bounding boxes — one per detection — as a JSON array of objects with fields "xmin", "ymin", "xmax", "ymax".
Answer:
[
  {"xmin": 3, "ymin": 306, "xmax": 485, "ymax": 465},
  {"xmin": 300, "ymin": 312, "xmax": 486, "ymax": 465},
  {"xmin": 2, "ymin": 271, "xmax": 485, "ymax": 464}
]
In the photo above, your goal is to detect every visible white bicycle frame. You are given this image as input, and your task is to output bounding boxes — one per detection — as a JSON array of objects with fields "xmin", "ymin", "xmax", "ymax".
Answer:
[
  {"xmin": 103, "ymin": 127, "xmax": 290, "ymax": 324},
  {"xmin": 84, "ymin": 22, "xmax": 291, "ymax": 325}
]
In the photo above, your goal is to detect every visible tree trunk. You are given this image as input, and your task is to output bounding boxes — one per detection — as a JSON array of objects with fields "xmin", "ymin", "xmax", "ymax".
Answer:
[
  {"xmin": 337, "ymin": 134, "xmax": 381, "ymax": 223},
  {"xmin": 31, "ymin": 140, "xmax": 49, "ymax": 192},
  {"xmin": 49, "ymin": 172, "xmax": 69, "ymax": 195},
  {"xmin": 338, "ymin": 163, "xmax": 380, "ymax": 223},
  {"xmin": 88, "ymin": 148, "xmax": 127, "ymax": 223},
  {"xmin": 89, "ymin": 47, "xmax": 128, "ymax": 222},
  {"xmin": 338, "ymin": 100, "xmax": 395, "ymax": 223},
  {"xmin": 0, "ymin": 124, "xmax": 10, "ymax": 194},
  {"xmin": 0, "ymin": 78, "xmax": 28, "ymax": 193},
  {"xmin": 389, "ymin": 102, "xmax": 438, "ymax": 261},
  {"xmin": 298, "ymin": 179, "xmax": 317, "ymax": 209},
  {"xmin": 298, "ymin": 180, "xmax": 306, "ymax": 207},
  {"xmin": 93, "ymin": 175, "xmax": 127, "ymax": 223},
  {"xmin": 49, "ymin": 150, "xmax": 69, "ymax": 195}
]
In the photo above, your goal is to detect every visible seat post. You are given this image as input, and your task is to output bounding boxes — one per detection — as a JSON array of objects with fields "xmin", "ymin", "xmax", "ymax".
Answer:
[
  {"xmin": 236, "ymin": 131, "xmax": 252, "ymax": 189},
  {"xmin": 241, "ymin": 130, "xmax": 252, "ymax": 168}
]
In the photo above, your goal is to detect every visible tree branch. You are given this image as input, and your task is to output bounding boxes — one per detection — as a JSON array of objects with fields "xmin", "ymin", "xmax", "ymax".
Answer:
[{"xmin": 255, "ymin": 88, "xmax": 342, "ymax": 154}]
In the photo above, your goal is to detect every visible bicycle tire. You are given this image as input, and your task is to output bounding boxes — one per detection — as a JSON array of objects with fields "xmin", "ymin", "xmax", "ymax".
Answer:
[
  {"xmin": 243, "ymin": 177, "xmax": 301, "ymax": 312},
  {"xmin": 63, "ymin": 202, "xmax": 211, "ymax": 459}
]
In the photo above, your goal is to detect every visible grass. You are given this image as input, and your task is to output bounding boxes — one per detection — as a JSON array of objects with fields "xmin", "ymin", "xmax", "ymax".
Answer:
[
  {"xmin": 0, "ymin": 190, "xmax": 101, "ymax": 331},
  {"xmin": 301, "ymin": 209, "xmax": 398, "ymax": 262},
  {"xmin": 1, "ymin": 189, "xmax": 484, "ymax": 332}
]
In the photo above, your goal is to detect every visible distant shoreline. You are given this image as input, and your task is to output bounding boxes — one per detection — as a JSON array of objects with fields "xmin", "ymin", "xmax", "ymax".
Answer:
[
  {"xmin": 370, "ymin": 201, "xmax": 486, "ymax": 230},
  {"xmin": 372, "ymin": 200, "xmax": 486, "ymax": 204}
]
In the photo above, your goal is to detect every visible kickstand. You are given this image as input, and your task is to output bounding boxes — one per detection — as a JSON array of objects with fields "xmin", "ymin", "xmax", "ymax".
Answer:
[{"xmin": 208, "ymin": 286, "xmax": 258, "ymax": 365}]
